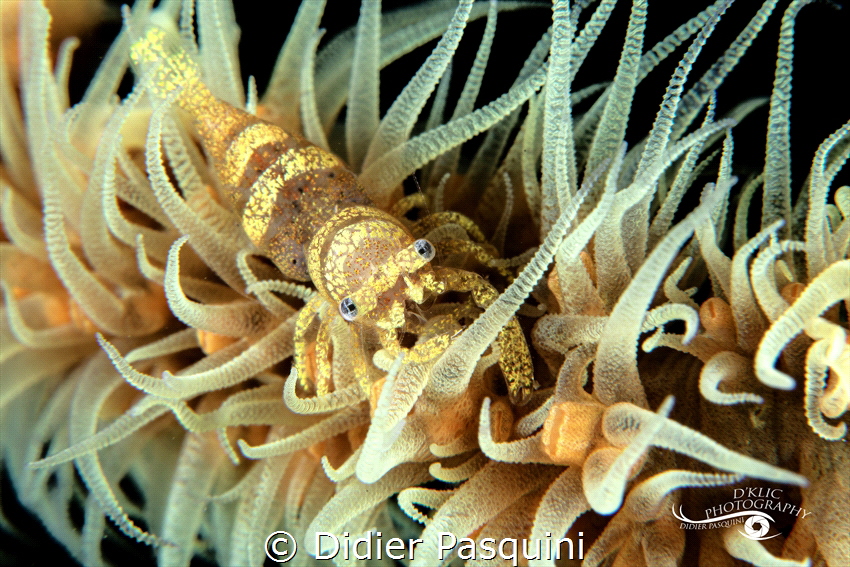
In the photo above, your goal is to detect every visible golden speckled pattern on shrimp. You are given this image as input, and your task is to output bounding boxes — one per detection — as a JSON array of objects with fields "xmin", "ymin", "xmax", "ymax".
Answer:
[{"xmin": 130, "ymin": 26, "xmax": 371, "ymax": 280}]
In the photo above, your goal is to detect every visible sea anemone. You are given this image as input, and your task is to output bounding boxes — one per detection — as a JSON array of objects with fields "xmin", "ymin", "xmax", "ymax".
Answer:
[{"xmin": 1, "ymin": 0, "xmax": 847, "ymax": 566}]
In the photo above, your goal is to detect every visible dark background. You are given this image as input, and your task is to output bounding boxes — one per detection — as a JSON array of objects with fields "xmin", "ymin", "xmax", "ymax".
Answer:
[{"xmin": 232, "ymin": 0, "xmax": 849, "ymax": 194}]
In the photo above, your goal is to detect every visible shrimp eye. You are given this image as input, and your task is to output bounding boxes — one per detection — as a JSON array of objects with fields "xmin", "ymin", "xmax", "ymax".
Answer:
[
  {"xmin": 339, "ymin": 297, "xmax": 359, "ymax": 321},
  {"xmin": 413, "ymin": 239, "xmax": 435, "ymax": 261}
]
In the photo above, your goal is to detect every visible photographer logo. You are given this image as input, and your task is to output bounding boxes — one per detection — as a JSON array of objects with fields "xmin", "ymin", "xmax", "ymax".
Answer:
[{"xmin": 671, "ymin": 487, "xmax": 811, "ymax": 541}]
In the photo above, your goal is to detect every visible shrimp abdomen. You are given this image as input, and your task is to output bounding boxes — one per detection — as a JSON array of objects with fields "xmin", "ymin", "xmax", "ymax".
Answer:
[{"xmin": 131, "ymin": 24, "xmax": 371, "ymax": 280}]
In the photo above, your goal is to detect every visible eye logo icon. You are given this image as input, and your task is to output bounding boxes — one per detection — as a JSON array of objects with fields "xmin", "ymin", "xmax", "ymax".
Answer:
[
  {"xmin": 737, "ymin": 513, "xmax": 780, "ymax": 541},
  {"xmin": 743, "ymin": 516, "xmax": 771, "ymax": 539},
  {"xmin": 265, "ymin": 531, "xmax": 297, "ymax": 563}
]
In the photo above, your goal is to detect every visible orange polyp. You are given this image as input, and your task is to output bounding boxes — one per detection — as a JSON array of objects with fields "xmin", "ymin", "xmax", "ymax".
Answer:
[
  {"xmin": 541, "ymin": 400, "xmax": 605, "ymax": 466},
  {"xmin": 11, "ymin": 286, "xmax": 29, "ymax": 300},
  {"xmin": 39, "ymin": 293, "xmax": 72, "ymax": 327},
  {"xmin": 69, "ymin": 299, "xmax": 101, "ymax": 334},
  {"xmin": 136, "ymin": 286, "xmax": 169, "ymax": 322},
  {"xmin": 196, "ymin": 330, "xmax": 239, "ymax": 355},
  {"xmin": 700, "ymin": 297, "xmax": 734, "ymax": 332},
  {"xmin": 699, "ymin": 297, "xmax": 737, "ymax": 351}
]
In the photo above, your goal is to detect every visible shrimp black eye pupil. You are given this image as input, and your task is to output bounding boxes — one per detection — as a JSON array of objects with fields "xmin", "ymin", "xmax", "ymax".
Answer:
[
  {"xmin": 339, "ymin": 298, "xmax": 358, "ymax": 321},
  {"xmin": 414, "ymin": 239, "xmax": 435, "ymax": 261}
]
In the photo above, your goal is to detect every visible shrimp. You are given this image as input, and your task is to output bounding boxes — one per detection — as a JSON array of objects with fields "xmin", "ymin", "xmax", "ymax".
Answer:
[{"xmin": 130, "ymin": 23, "xmax": 533, "ymax": 404}]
